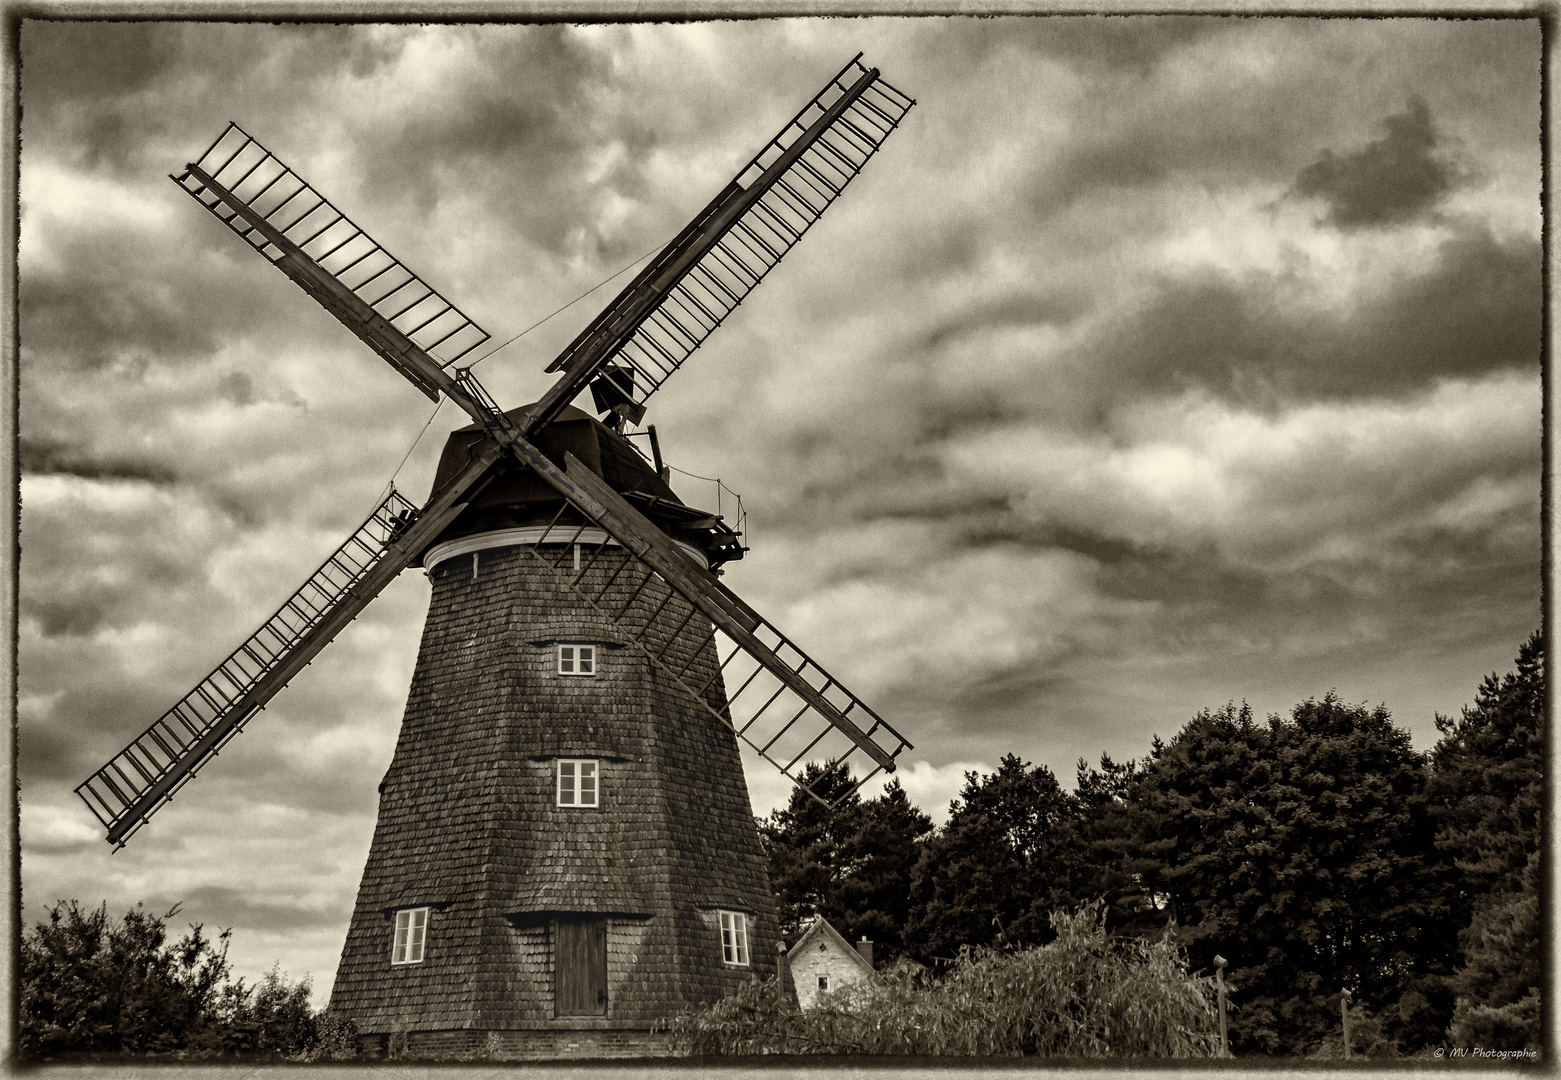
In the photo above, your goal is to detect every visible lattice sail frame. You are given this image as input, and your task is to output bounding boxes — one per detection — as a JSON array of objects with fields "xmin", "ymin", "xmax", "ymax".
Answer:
[
  {"xmin": 542, "ymin": 55, "xmax": 915, "ymax": 422},
  {"xmin": 76, "ymin": 490, "xmax": 418, "ymax": 845},
  {"xmin": 174, "ymin": 123, "xmax": 490, "ymax": 396},
  {"xmin": 76, "ymin": 438, "xmax": 509, "ymax": 847}
]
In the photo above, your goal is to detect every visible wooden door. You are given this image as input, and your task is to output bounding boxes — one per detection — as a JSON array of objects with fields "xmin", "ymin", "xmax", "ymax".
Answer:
[{"xmin": 555, "ymin": 916, "xmax": 607, "ymax": 1016}]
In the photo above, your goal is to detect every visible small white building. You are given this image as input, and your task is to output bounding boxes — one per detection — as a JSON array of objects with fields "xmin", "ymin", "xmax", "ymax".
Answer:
[{"xmin": 785, "ymin": 917, "xmax": 876, "ymax": 1010}]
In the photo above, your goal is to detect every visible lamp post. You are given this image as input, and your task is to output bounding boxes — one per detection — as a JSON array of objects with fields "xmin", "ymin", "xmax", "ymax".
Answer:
[{"xmin": 1213, "ymin": 955, "xmax": 1228, "ymax": 1058}]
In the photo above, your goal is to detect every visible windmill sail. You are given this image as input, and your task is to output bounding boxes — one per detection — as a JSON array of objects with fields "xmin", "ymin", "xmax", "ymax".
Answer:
[
  {"xmin": 105, "ymin": 55, "xmax": 917, "ymax": 845},
  {"xmin": 513, "ymin": 516, "xmax": 910, "ymax": 806},
  {"xmin": 493, "ymin": 448, "xmax": 911, "ymax": 802},
  {"xmin": 173, "ymin": 124, "xmax": 489, "ymax": 401},
  {"xmin": 533, "ymin": 54, "xmax": 915, "ymax": 428},
  {"xmin": 76, "ymin": 443, "xmax": 506, "ymax": 846}
]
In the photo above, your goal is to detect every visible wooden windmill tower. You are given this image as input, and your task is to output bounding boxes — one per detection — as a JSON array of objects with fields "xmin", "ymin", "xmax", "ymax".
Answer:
[{"xmin": 76, "ymin": 56, "xmax": 915, "ymax": 1056}]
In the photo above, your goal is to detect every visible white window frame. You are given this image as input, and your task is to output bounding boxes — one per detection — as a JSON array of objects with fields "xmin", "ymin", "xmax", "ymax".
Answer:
[
  {"xmin": 818, "ymin": 974, "xmax": 830, "ymax": 991},
  {"xmin": 557, "ymin": 643, "xmax": 596, "ymax": 676},
  {"xmin": 557, "ymin": 758, "xmax": 599, "ymax": 807},
  {"xmin": 719, "ymin": 910, "xmax": 749, "ymax": 967},
  {"xmin": 391, "ymin": 907, "xmax": 429, "ymax": 965}
]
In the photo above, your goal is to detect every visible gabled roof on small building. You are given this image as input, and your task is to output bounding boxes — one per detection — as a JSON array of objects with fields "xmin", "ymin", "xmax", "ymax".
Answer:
[{"xmin": 786, "ymin": 916, "xmax": 875, "ymax": 976}]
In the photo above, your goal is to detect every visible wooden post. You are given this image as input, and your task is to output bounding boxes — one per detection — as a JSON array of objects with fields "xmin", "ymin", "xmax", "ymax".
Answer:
[
  {"xmin": 1341, "ymin": 987, "xmax": 1352, "ymax": 1060},
  {"xmin": 1214, "ymin": 955, "xmax": 1229, "ymax": 1058},
  {"xmin": 777, "ymin": 939, "xmax": 791, "ymax": 1003}
]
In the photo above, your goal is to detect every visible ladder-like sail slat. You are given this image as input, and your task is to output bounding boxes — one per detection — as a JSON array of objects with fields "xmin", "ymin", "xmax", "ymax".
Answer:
[
  {"xmin": 76, "ymin": 489, "xmax": 410, "ymax": 845},
  {"xmin": 534, "ymin": 55, "xmax": 914, "ymax": 429},
  {"xmin": 417, "ymin": 369, "xmax": 912, "ymax": 805},
  {"xmin": 75, "ymin": 440, "xmax": 507, "ymax": 846},
  {"xmin": 500, "ymin": 470, "xmax": 911, "ymax": 808},
  {"xmin": 172, "ymin": 123, "xmax": 492, "ymax": 395}
]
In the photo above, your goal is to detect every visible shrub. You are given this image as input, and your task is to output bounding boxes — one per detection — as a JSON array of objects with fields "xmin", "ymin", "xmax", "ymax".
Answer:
[
  {"xmin": 20, "ymin": 899, "xmax": 356, "ymax": 1061},
  {"xmin": 667, "ymin": 902, "xmax": 1218, "ymax": 1057}
]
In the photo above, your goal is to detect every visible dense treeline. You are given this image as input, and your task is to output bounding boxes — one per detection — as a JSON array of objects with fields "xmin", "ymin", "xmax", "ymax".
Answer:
[
  {"xmin": 20, "ymin": 900, "xmax": 358, "ymax": 1061},
  {"xmin": 760, "ymin": 630, "xmax": 1544, "ymax": 1057}
]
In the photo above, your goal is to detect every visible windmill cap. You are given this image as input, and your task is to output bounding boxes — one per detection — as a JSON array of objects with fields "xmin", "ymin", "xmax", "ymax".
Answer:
[
  {"xmin": 448, "ymin": 401, "xmax": 596, "ymax": 433},
  {"xmin": 429, "ymin": 401, "xmax": 678, "ymax": 505},
  {"xmin": 418, "ymin": 401, "xmax": 689, "ymax": 563}
]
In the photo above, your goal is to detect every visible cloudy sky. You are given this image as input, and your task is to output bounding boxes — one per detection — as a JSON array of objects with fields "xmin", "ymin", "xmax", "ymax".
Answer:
[{"xmin": 18, "ymin": 17, "xmax": 1540, "ymax": 1000}]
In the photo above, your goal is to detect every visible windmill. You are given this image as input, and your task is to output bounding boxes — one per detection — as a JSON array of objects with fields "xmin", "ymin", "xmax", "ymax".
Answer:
[{"xmin": 75, "ymin": 55, "xmax": 915, "ymax": 1055}]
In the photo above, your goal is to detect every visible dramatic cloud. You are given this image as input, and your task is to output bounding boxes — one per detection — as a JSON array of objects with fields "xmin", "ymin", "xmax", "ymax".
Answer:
[
  {"xmin": 17, "ymin": 16, "xmax": 1540, "ymax": 1004},
  {"xmin": 1293, "ymin": 96, "xmax": 1457, "ymax": 227},
  {"xmin": 20, "ymin": 437, "xmax": 176, "ymax": 484},
  {"xmin": 1078, "ymin": 227, "xmax": 1539, "ymax": 406}
]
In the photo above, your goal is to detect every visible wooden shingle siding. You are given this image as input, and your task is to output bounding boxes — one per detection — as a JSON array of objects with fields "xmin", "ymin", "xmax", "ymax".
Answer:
[{"xmin": 328, "ymin": 430, "xmax": 776, "ymax": 1038}]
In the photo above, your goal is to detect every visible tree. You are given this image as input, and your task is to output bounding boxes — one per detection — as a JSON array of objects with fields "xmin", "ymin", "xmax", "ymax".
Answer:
[
  {"xmin": 1428, "ymin": 629, "xmax": 1544, "ymax": 1050},
  {"xmin": 1428, "ymin": 629, "xmax": 1544, "ymax": 901},
  {"xmin": 761, "ymin": 762, "xmax": 931, "ymax": 959},
  {"xmin": 1127, "ymin": 697, "xmax": 1456, "ymax": 1055},
  {"xmin": 905, "ymin": 755, "xmax": 1084, "ymax": 962},
  {"xmin": 832, "ymin": 777, "xmax": 934, "ymax": 956},
  {"xmin": 216, "ymin": 965, "xmax": 319, "ymax": 1057},
  {"xmin": 1444, "ymin": 851, "xmax": 1541, "ymax": 1050},
  {"xmin": 1074, "ymin": 752, "xmax": 1169, "ymax": 938}
]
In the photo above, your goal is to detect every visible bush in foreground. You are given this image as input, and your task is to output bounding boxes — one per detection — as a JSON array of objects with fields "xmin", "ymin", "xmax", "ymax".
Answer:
[
  {"xmin": 21, "ymin": 899, "xmax": 357, "ymax": 1061},
  {"xmin": 667, "ymin": 902, "xmax": 1218, "ymax": 1057}
]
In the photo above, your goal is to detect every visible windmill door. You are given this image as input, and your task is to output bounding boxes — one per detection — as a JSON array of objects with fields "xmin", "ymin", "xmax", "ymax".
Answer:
[{"xmin": 555, "ymin": 916, "xmax": 607, "ymax": 1016}]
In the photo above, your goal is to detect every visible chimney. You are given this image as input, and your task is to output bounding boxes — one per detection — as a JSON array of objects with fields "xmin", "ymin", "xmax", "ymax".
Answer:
[{"xmin": 855, "ymin": 937, "xmax": 874, "ymax": 969}]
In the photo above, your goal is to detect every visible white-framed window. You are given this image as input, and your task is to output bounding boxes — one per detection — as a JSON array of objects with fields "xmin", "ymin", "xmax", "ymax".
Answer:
[
  {"xmin": 557, "ymin": 644, "xmax": 596, "ymax": 676},
  {"xmin": 557, "ymin": 759, "xmax": 599, "ymax": 807},
  {"xmin": 818, "ymin": 975, "xmax": 830, "ymax": 991},
  {"xmin": 392, "ymin": 907, "xmax": 429, "ymax": 965},
  {"xmin": 719, "ymin": 910, "xmax": 749, "ymax": 966}
]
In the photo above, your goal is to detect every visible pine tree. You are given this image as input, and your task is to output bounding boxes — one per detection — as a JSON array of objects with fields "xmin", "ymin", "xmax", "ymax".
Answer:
[
  {"xmin": 832, "ymin": 777, "xmax": 933, "ymax": 956},
  {"xmin": 1428, "ymin": 629, "xmax": 1544, "ymax": 1050},
  {"xmin": 905, "ymin": 755, "xmax": 1084, "ymax": 962},
  {"xmin": 760, "ymin": 763, "xmax": 931, "ymax": 959}
]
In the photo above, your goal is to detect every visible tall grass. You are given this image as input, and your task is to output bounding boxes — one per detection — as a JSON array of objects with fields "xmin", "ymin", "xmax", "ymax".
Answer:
[{"xmin": 668, "ymin": 902, "xmax": 1219, "ymax": 1057}]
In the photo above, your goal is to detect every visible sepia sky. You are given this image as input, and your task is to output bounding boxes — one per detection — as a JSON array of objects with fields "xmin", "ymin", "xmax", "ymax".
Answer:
[{"xmin": 18, "ymin": 17, "xmax": 1541, "ymax": 999}]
